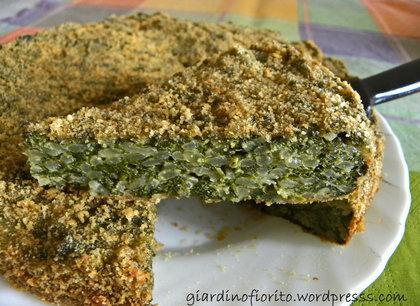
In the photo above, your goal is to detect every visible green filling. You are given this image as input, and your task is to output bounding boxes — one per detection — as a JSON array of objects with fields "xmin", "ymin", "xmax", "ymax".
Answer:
[{"xmin": 27, "ymin": 134, "xmax": 365, "ymax": 203}]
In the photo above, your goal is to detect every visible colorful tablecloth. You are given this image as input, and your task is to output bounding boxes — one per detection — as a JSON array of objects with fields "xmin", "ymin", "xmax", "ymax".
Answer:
[{"xmin": 1, "ymin": 0, "xmax": 419, "ymax": 304}]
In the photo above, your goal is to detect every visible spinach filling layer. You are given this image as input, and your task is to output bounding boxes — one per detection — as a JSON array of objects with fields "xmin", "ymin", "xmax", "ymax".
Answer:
[{"xmin": 27, "ymin": 135, "xmax": 366, "ymax": 203}]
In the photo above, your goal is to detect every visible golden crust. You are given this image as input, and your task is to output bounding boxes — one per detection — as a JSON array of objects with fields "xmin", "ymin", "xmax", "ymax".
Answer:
[
  {"xmin": 31, "ymin": 40, "xmax": 375, "ymax": 151},
  {"xmin": 0, "ymin": 180, "xmax": 160, "ymax": 305},
  {"xmin": 345, "ymin": 111, "xmax": 384, "ymax": 241},
  {"xmin": 291, "ymin": 40, "xmax": 354, "ymax": 82}
]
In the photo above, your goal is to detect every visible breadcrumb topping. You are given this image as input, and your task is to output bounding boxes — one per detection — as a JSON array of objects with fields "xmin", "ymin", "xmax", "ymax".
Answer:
[
  {"xmin": 32, "ymin": 40, "xmax": 374, "ymax": 148},
  {"xmin": 0, "ymin": 180, "xmax": 159, "ymax": 305}
]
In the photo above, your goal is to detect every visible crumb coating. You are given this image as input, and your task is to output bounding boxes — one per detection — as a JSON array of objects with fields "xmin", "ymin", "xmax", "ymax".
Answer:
[
  {"xmin": 0, "ymin": 181, "xmax": 159, "ymax": 305},
  {"xmin": 291, "ymin": 40, "xmax": 354, "ymax": 82},
  {"xmin": 31, "ymin": 40, "xmax": 375, "ymax": 150}
]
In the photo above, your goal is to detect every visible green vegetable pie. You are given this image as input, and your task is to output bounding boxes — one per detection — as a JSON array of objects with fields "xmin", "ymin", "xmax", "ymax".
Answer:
[{"xmin": 0, "ymin": 12, "xmax": 383, "ymax": 306}]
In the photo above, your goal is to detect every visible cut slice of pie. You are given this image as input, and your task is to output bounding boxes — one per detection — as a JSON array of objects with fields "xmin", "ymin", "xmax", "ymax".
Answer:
[
  {"xmin": 27, "ymin": 40, "xmax": 380, "ymax": 208},
  {"xmin": 0, "ymin": 180, "xmax": 159, "ymax": 305}
]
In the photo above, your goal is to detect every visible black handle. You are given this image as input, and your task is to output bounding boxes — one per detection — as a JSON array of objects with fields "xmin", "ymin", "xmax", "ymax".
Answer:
[
  {"xmin": 351, "ymin": 58, "xmax": 420, "ymax": 117},
  {"xmin": 360, "ymin": 58, "xmax": 420, "ymax": 105}
]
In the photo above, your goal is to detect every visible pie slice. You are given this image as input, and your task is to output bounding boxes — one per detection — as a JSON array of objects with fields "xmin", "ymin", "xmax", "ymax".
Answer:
[
  {"xmin": 27, "ymin": 40, "xmax": 380, "ymax": 208},
  {"xmin": 0, "ymin": 12, "xmax": 244, "ymax": 305}
]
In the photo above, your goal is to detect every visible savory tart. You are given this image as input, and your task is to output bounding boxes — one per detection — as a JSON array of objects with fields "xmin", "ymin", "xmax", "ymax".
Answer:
[
  {"xmin": 0, "ymin": 11, "xmax": 383, "ymax": 306},
  {"xmin": 0, "ymin": 12, "xmax": 284, "ymax": 305}
]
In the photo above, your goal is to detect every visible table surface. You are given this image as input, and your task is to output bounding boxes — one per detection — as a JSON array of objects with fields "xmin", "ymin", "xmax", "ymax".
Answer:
[{"xmin": 1, "ymin": 1, "xmax": 419, "ymax": 304}]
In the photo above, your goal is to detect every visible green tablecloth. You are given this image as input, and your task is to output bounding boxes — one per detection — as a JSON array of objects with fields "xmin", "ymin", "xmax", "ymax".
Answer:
[{"xmin": 1, "ymin": 0, "xmax": 419, "ymax": 304}]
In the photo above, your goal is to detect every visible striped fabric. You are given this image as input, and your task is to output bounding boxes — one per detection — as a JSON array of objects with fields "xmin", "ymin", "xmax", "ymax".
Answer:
[{"xmin": 1, "ymin": 0, "xmax": 419, "ymax": 304}]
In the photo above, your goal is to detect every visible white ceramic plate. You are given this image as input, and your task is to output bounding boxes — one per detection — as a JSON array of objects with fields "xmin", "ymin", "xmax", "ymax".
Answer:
[{"xmin": 0, "ymin": 114, "xmax": 411, "ymax": 306}]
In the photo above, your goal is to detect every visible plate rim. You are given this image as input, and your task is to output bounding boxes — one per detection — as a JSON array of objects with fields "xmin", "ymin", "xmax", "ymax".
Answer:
[{"xmin": 349, "ymin": 112, "xmax": 411, "ymax": 300}]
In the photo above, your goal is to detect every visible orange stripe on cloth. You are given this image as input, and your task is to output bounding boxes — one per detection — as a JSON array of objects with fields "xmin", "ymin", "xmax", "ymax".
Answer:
[
  {"xmin": 229, "ymin": 0, "xmax": 298, "ymax": 21},
  {"xmin": 141, "ymin": 0, "xmax": 226, "ymax": 13},
  {"xmin": 0, "ymin": 27, "xmax": 44, "ymax": 44},
  {"xmin": 73, "ymin": 0, "xmax": 145, "ymax": 8},
  {"xmin": 142, "ymin": 0, "xmax": 298, "ymax": 20},
  {"xmin": 363, "ymin": 0, "xmax": 420, "ymax": 39}
]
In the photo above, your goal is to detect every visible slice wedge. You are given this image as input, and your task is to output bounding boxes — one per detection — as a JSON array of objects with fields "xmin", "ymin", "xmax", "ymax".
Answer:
[{"xmin": 27, "ymin": 40, "xmax": 380, "ymax": 207}]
